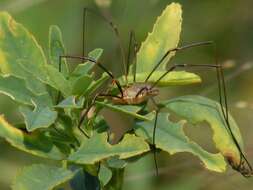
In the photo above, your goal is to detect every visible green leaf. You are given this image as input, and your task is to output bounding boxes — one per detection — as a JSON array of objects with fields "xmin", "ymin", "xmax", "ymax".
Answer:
[
  {"xmin": 135, "ymin": 113, "xmax": 226, "ymax": 172},
  {"xmin": 120, "ymin": 71, "xmax": 201, "ymax": 86},
  {"xmin": 18, "ymin": 59, "xmax": 72, "ymax": 97},
  {"xmin": 55, "ymin": 96, "xmax": 84, "ymax": 109},
  {"xmin": 0, "ymin": 75, "xmax": 52, "ymax": 106},
  {"xmin": 96, "ymin": 101, "xmax": 152, "ymax": 121},
  {"xmin": 135, "ymin": 3, "xmax": 182, "ymax": 74},
  {"xmin": 68, "ymin": 132, "xmax": 150, "ymax": 164},
  {"xmin": 20, "ymin": 102, "xmax": 57, "ymax": 132},
  {"xmin": 0, "ymin": 75, "xmax": 37, "ymax": 105},
  {"xmin": 163, "ymin": 95, "xmax": 244, "ymax": 168},
  {"xmin": 71, "ymin": 48, "xmax": 104, "ymax": 77},
  {"xmin": 12, "ymin": 164, "xmax": 75, "ymax": 190},
  {"xmin": 0, "ymin": 12, "xmax": 49, "ymax": 95},
  {"xmin": 25, "ymin": 78, "xmax": 49, "ymax": 96},
  {"xmin": 98, "ymin": 165, "xmax": 112, "ymax": 187},
  {"xmin": 49, "ymin": 25, "xmax": 69, "ymax": 76},
  {"xmin": 0, "ymin": 115, "xmax": 65, "ymax": 159}
]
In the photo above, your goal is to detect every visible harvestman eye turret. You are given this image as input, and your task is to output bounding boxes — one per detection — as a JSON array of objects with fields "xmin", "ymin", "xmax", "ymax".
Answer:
[{"xmin": 57, "ymin": 8, "xmax": 253, "ymax": 177}]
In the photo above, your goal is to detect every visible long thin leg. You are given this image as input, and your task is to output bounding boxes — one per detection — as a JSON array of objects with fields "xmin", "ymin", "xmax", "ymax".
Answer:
[
  {"xmin": 145, "ymin": 41, "xmax": 213, "ymax": 82},
  {"xmin": 59, "ymin": 55, "xmax": 124, "ymax": 97},
  {"xmin": 126, "ymin": 30, "xmax": 138, "ymax": 83},
  {"xmin": 150, "ymin": 63, "xmax": 228, "ymax": 122},
  {"xmin": 151, "ymin": 63, "xmax": 221, "ymax": 88},
  {"xmin": 149, "ymin": 63, "xmax": 252, "ymax": 176},
  {"xmin": 142, "ymin": 41, "xmax": 243, "ymax": 170},
  {"xmin": 216, "ymin": 63, "xmax": 252, "ymax": 176},
  {"xmin": 83, "ymin": 8, "xmax": 127, "ymax": 81},
  {"xmin": 212, "ymin": 44, "xmax": 228, "ymax": 122},
  {"xmin": 83, "ymin": 8, "xmax": 87, "ymax": 56},
  {"xmin": 143, "ymin": 41, "xmax": 230, "ymax": 147},
  {"xmin": 150, "ymin": 97, "xmax": 159, "ymax": 176},
  {"xmin": 135, "ymin": 87, "xmax": 149, "ymax": 98},
  {"xmin": 78, "ymin": 101, "xmax": 95, "ymax": 138},
  {"xmin": 218, "ymin": 63, "xmax": 252, "ymax": 176},
  {"xmin": 129, "ymin": 40, "xmax": 222, "ymax": 110},
  {"xmin": 126, "ymin": 31, "xmax": 134, "ymax": 77},
  {"xmin": 150, "ymin": 63, "xmax": 230, "ymax": 125},
  {"xmin": 77, "ymin": 93, "xmax": 103, "ymax": 138}
]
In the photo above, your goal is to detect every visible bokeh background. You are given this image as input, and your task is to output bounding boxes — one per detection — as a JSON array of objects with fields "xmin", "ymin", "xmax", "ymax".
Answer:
[{"xmin": 1, "ymin": 0, "xmax": 253, "ymax": 189}]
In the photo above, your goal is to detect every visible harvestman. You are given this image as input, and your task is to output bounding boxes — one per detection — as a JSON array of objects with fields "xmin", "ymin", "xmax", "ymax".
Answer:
[{"xmin": 58, "ymin": 8, "xmax": 252, "ymax": 177}]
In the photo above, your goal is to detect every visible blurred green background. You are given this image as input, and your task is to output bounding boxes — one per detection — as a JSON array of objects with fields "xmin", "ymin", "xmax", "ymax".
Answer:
[{"xmin": 1, "ymin": 0, "xmax": 253, "ymax": 189}]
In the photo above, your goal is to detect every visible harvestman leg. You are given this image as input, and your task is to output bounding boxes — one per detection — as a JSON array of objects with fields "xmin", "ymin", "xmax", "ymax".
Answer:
[
  {"xmin": 82, "ymin": 8, "xmax": 129, "ymax": 174},
  {"xmin": 59, "ymin": 55, "xmax": 124, "ymax": 97},
  {"xmin": 150, "ymin": 98, "xmax": 160, "ymax": 176},
  {"xmin": 83, "ymin": 8, "xmax": 87, "ymax": 56},
  {"xmin": 140, "ymin": 41, "xmax": 252, "ymax": 176},
  {"xmin": 145, "ymin": 42, "xmax": 229, "ymax": 124},
  {"xmin": 152, "ymin": 63, "xmax": 252, "ymax": 176},
  {"xmin": 129, "ymin": 86, "xmax": 160, "ymax": 175},
  {"xmin": 126, "ymin": 30, "xmax": 163, "ymax": 175},
  {"xmin": 126, "ymin": 30, "xmax": 138, "ymax": 82}
]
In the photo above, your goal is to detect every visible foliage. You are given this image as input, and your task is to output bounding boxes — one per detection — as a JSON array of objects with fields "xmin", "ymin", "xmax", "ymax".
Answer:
[{"xmin": 0, "ymin": 3, "xmax": 249, "ymax": 190}]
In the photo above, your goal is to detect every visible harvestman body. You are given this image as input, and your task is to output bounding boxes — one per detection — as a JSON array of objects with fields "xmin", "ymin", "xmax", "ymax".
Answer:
[{"xmin": 58, "ymin": 8, "xmax": 253, "ymax": 177}]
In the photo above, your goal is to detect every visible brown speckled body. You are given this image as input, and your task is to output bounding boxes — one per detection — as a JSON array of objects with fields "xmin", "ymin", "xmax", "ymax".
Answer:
[{"xmin": 112, "ymin": 83, "xmax": 159, "ymax": 105}]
